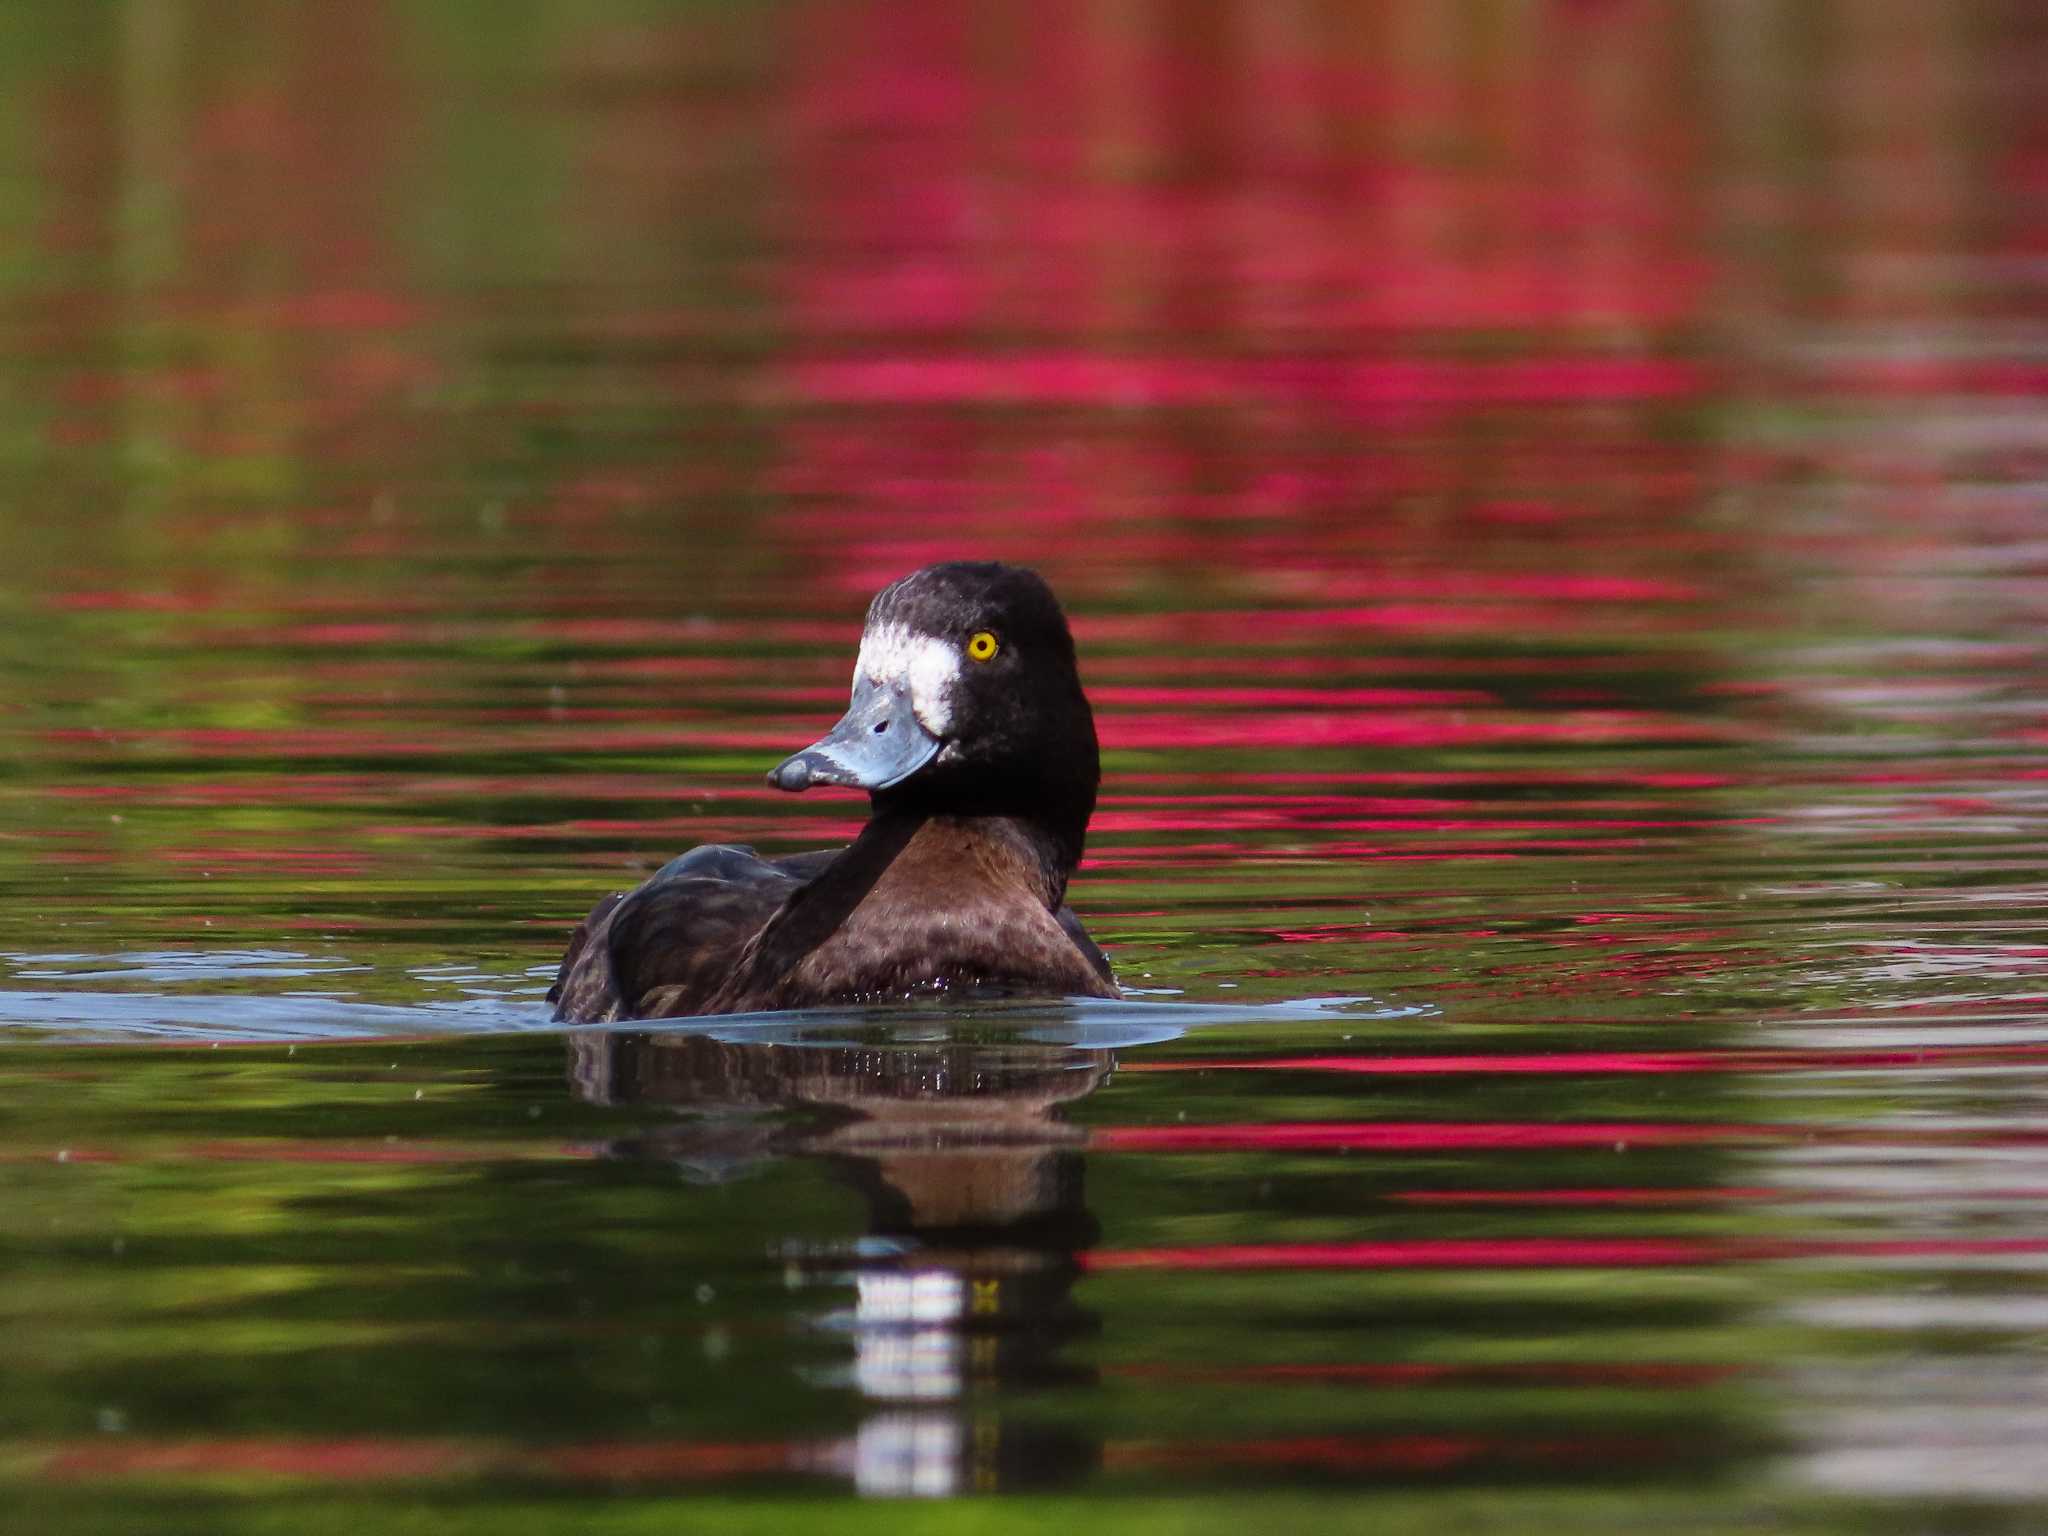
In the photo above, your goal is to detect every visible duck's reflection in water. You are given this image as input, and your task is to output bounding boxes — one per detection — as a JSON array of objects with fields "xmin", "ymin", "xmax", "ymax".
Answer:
[{"xmin": 568, "ymin": 1027, "xmax": 1109, "ymax": 1495}]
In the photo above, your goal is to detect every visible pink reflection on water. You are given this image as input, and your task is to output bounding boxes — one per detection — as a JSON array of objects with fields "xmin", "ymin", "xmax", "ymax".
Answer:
[
  {"xmin": 1099, "ymin": 712, "xmax": 1736, "ymax": 751},
  {"xmin": 1395, "ymin": 1186, "xmax": 2048, "ymax": 1208},
  {"xmin": 1094, "ymin": 1121, "xmax": 1755, "ymax": 1153},
  {"xmin": 1128, "ymin": 1042, "xmax": 2048, "ymax": 1076},
  {"xmin": 1098, "ymin": 1118, "xmax": 2048, "ymax": 1155},
  {"xmin": 776, "ymin": 353, "xmax": 1704, "ymax": 414}
]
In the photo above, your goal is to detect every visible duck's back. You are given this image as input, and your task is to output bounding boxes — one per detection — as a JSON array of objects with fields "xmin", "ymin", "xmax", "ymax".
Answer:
[{"xmin": 547, "ymin": 843, "xmax": 838, "ymax": 1021}]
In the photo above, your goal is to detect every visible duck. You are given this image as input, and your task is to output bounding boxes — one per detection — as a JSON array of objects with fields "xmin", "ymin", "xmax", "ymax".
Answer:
[{"xmin": 548, "ymin": 561, "xmax": 1118, "ymax": 1021}]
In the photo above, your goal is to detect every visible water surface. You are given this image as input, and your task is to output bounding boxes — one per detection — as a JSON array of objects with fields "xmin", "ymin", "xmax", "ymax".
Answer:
[{"xmin": 5, "ymin": 3, "xmax": 2048, "ymax": 1530}]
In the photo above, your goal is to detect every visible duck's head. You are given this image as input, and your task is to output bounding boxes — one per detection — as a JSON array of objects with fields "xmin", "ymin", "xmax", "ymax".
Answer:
[{"xmin": 768, "ymin": 562, "xmax": 1099, "ymax": 836}]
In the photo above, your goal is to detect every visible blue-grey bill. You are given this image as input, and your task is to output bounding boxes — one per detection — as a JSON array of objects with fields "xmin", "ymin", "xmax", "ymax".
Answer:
[{"xmin": 767, "ymin": 674, "xmax": 943, "ymax": 792}]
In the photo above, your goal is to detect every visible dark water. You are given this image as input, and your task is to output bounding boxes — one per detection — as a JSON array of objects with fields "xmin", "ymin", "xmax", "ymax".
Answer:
[{"xmin": 6, "ymin": 3, "xmax": 2048, "ymax": 1530}]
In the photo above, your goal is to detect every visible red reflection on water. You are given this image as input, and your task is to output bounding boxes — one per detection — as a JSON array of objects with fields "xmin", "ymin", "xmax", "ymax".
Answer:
[
  {"xmin": 1100, "ymin": 712, "xmax": 1736, "ymax": 752},
  {"xmin": 1090, "ymin": 809, "xmax": 1713, "ymax": 836},
  {"xmin": 1088, "ymin": 685, "xmax": 1495, "ymax": 709},
  {"xmin": 1093, "ymin": 1121, "xmax": 1754, "ymax": 1153},
  {"xmin": 1096, "ymin": 1118, "xmax": 2048, "ymax": 1155},
  {"xmin": 47, "ymin": 592, "xmax": 220, "ymax": 614},
  {"xmin": 1118, "ymin": 770, "xmax": 1736, "ymax": 789},
  {"xmin": 1128, "ymin": 1042, "xmax": 2048, "ymax": 1076},
  {"xmin": 1, "ymin": 1141, "xmax": 599, "ymax": 1167},
  {"xmin": 1395, "ymin": 1186, "xmax": 2048, "ymax": 1207},
  {"xmin": 776, "ymin": 353, "xmax": 1703, "ymax": 412}
]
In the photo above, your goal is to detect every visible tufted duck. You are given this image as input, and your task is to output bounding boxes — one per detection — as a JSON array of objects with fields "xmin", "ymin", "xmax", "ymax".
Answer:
[{"xmin": 547, "ymin": 562, "xmax": 1117, "ymax": 1020}]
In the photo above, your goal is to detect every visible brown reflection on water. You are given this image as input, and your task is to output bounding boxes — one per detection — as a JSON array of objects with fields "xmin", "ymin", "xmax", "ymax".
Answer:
[{"xmin": 570, "ymin": 1030, "xmax": 1108, "ymax": 1495}]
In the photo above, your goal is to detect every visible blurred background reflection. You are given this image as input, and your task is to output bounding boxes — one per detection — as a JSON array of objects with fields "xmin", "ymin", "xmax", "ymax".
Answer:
[{"xmin": 2, "ymin": 2, "xmax": 2047, "ymax": 1530}]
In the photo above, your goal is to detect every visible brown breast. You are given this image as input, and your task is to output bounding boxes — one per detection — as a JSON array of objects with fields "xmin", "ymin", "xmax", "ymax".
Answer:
[{"xmin": 764, "ymin": 817, "xmax": 1115, "ymax": 1007}]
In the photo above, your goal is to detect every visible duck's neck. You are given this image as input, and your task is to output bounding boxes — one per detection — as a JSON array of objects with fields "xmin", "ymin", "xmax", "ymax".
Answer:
[
  {"xmin": 944, "ymin": 810, "xmax": 1083, "ymax": 912},
  {"xmin": 873, "ymin": 783, "xmax": 1093, "ymax": 909}
]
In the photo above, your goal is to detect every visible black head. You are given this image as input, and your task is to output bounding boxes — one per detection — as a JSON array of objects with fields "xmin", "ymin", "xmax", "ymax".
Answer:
[{"xmin": 768, "ymin": 562, "xmax": 1100, "ymax": 855}]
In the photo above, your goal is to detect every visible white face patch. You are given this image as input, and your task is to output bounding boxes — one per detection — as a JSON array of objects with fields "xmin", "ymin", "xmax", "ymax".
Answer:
[{"xmin": 855, "ymin": 622, "xmax": 962, "ymax": 735}]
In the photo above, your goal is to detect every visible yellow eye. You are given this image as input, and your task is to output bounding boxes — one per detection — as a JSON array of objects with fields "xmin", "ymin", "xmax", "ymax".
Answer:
[{"xmin": 966, "ymin": 630, "xmax": 1000, "ymax": 663}]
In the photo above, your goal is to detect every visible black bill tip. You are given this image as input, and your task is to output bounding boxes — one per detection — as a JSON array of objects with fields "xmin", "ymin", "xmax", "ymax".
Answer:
[
  {"xmin": 765, "ymin": 672, "xmax": 945, "ymax": 794},
  {"xmin": 767, "ymin": 753, "xmax": 827, "ymax": 792}
]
